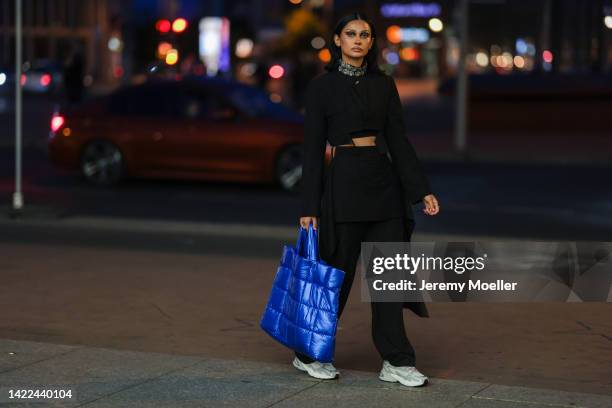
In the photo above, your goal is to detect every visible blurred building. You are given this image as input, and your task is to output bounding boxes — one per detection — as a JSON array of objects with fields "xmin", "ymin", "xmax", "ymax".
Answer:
[
  {"xmin": 2, "ymin": 0, "xmax": 609, "ymax": 94},
  {"xmin": 375, "ymin": 0, "xmax": 611, "ymax": 78},
  {"xmin": 0, "ymin": 0, "xmax": 128, "ymax": 86}
]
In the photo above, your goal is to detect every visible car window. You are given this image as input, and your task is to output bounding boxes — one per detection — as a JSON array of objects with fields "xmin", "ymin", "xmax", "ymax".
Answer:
[
  {"xmin": 225, "ymin": 86, "xmax": 293, "ymax": 120},
  {"xmin": 108, "ymin": 83, "xmax": 181, "ymax": 117},
  {"xmin": 180, "ymin": 90, "xmax": 239, "ymax": 121}
]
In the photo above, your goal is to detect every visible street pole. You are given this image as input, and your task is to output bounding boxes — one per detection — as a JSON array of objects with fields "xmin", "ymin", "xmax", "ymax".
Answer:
[
  {"xmin": 13, "ymin": 0, "xmax": 23, "ymax": 213},
  {"xmin": 454, "ymin": 0, "xmax": 468, "ymax": 155},
  {"xmin": 540, "ymin": 0, "xmax": 551, "ymax": 72}
]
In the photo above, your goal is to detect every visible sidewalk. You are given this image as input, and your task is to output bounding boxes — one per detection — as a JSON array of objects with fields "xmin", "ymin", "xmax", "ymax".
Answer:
[
  {"xmin": 1, "ymin": 338, "xmax": 610, "ymax": 408},
  {"xmin": 1, "ymin": 213, "xmax": 611, "ymax": 399}
]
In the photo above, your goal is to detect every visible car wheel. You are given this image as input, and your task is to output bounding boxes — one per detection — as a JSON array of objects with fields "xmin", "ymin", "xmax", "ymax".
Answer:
[
  {"xmin": 275, "ymin": 145, "xmax": 302, "ymax": 193},
  {"xmin": 80, "ymin": 140, "xmax": 125, "ymax": 186}
]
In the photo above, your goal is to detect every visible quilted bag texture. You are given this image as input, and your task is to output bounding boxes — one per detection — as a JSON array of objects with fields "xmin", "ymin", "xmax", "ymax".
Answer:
[{"xmin": 260, "ymin": 226, "xmax": 345, "ymax": 363}]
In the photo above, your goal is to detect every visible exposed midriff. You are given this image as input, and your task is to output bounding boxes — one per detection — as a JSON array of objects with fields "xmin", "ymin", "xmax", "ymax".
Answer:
[{"xmin": 338, "ymin": 136, "xmax": 377, "ymax": 147}]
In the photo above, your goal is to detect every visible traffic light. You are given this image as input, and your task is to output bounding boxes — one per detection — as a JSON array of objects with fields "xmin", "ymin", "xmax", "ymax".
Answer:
[
  {"xmin": 155, "ymin": 19, "xmax": 171, "ymax": 33},
  {"xmin": 172, "ymin": 18, "xmax": 188, "ymax": 33},
  {"xmin": 155, "ymin": 17, "xmax": 188, "ymax": 66}
]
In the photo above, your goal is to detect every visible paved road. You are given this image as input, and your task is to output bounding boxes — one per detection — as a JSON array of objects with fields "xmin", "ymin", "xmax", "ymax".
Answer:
[{"xmin": 1, "ymin": 147, "xmax": 611, "ymax": 240}]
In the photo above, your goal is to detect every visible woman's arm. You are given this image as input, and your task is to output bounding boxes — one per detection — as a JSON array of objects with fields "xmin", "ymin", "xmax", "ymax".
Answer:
[
  {"xmin": 383, "ymin": 75, "xmax": 432, "ymax": 205},
  {"xmin": 300, "ymin": 78, "xmax": 327, "ymax": 218}
]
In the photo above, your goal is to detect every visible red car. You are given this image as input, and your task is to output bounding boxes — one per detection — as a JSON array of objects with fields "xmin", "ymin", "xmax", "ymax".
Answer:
[{"xmin": 48, "ymin": 77, "xmax": 305, "ymax": 191}]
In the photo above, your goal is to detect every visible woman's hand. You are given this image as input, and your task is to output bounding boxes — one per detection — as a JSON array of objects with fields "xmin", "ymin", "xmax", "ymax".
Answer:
[
  {"xmin": 422, "ymin": 194, "xmax": 439, "ymax": 216},
  {"xmin": 300, "ymin": 216, "xmax": 318, "ymax": 230}
]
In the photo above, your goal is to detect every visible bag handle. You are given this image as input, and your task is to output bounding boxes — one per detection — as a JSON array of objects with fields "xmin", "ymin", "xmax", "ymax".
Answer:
[{"xmin": 297, "ymin": 224, "xmax": 319, "ymax": 262}]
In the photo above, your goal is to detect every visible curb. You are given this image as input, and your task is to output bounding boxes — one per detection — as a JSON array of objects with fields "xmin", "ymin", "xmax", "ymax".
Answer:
[{"xmin": 0, "ymin": 212, "xmax": 520, "ymax": 243}]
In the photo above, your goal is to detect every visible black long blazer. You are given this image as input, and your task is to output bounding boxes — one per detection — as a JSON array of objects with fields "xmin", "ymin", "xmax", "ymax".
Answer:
[{"xmin": 301, "ymin": 68, "xmax": 432, "ymax": 318}]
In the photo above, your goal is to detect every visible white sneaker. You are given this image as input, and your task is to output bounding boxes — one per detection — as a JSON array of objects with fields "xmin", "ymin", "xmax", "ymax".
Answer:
[
  {"xmin": 378, "ymin": 360, "xmax": 428, "ymax": 387},
  {"xmin": 322, "ymin": 362, "xmax": 340, "ymax": 376},
  {"xmin": 292, "ymin": 357, "xmax": 339, "ymax": 380}
]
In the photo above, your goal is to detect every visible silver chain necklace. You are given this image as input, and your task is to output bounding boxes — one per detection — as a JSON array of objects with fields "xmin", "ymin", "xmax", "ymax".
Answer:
[{"xmin": 337, "ymin": 59, "xmax": 367, "ymax": 76}]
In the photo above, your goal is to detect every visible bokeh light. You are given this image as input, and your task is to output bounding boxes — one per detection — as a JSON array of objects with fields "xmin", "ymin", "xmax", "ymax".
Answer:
[
  {"xmin": 515, "ymin": 38, "xmax": 527, "ymax": 54},
  {"xmin": 107, "ymin": 36, "xmax": 122, "ymax": 52},
  {"xmin": 475, "ymin": 52, "xmax": 489, "ymax": 67},
  {"xmin": 268, "ymin": 64, "xmax": 284, "ymax": 79},
  {"xmin": 40, "ymin": 73, "xmax": 51, "ymax": 87},
  {"xmin": 428, "ymin": 18, "xmax": 443, "ymax": 32},
  {"xmin": 386, "ymin": 25, "xmax": 402, "ymax": 44},
  {"xmin": 165, "ymin": 49, "xmax": 179, "ymax": 65},
  {"xmin": 400, "ymin": 48, "xmax": 419, "ymax": 61},
  {"xmin": 501, "ymin": 52, "xmax": 513, "ymax": 68},
  {"xmin": 318, "ymin": 48, "xmax": 331, "ymax": 62},
  {"xmin": 311, "ymin": 36, "xmax": 326, "ymax": 49},
  {"xmin": 50, "ymin": 116, "xmax": 64, "ymax": 132},
  {"xmin": 172, "ymin": 18, "xmax": 188, "ymax": 33},
  {"xmin": 156, "ymin": 19, "xmax": 171, "ymax": 33},
  {"xmin": 157, "ymin": 42, "xmax": 172, "ymax": 58},
  {"xmin": 513, "ymin": 55, "xmax": 525, "ymax": 68},
  {"xmin": 384, "ymin": 51, "xmax": 400, "ymax": 65},
  {"xmin": 240, "ymin": 62, "xmax": 257, "ymax": 77},
  {"xmin": 235, "ymin": 38, "xmax": 254, "ymax": 58}
]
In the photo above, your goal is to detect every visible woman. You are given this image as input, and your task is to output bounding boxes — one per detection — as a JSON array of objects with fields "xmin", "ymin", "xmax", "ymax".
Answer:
[{"xmin": 296, "ymin": 12, "xmax": 440, "ymax": 387}]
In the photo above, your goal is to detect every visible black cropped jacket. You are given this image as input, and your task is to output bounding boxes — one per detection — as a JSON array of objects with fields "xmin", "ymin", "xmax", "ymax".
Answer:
[{"xmin": 300, "ymin": 69, "xmax": 432, "ymax": 217}]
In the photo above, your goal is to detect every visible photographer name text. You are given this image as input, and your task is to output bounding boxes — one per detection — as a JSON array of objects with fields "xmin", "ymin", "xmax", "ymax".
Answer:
[{"xmin": 372, "ymin": 279, "xmax": 518, "ymax": 292}]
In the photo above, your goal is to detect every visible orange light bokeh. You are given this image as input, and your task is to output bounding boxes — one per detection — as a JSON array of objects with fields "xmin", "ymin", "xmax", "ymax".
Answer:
[
  {"xmin": 386, "ymin": 25, "xmax": 402, "ymax": 44},
  {"xmin": 157, "ymin": 42, "xmax": 173, "ymax": 58},
  {"xmin": 400, "ymin": 48, "xmax": 419, "ymax": 61},
  {"xmin": 318, "ymin": 48, "xmax": 331, "ymax": 63}
]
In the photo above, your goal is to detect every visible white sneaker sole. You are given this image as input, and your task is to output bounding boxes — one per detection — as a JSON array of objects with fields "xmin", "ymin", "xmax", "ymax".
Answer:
[
  {"xmin": 292, "ymin": 358, "xmax": 338, "ymax": 380},
  {"xmin": 379, "ymin": 371, "xmax": 427, "ymax": 387}
]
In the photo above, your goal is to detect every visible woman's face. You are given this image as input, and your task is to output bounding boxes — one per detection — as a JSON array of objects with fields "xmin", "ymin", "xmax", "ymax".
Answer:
[{"xmin": 333, "ymin": 19, "xmax": 374, "ymax": 63}]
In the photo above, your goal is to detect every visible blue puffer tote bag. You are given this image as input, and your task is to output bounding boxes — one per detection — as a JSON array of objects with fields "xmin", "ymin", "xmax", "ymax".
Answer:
[{"xmin": 260, "ymin": 225, "xmax": 345, "ymax": 363}]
